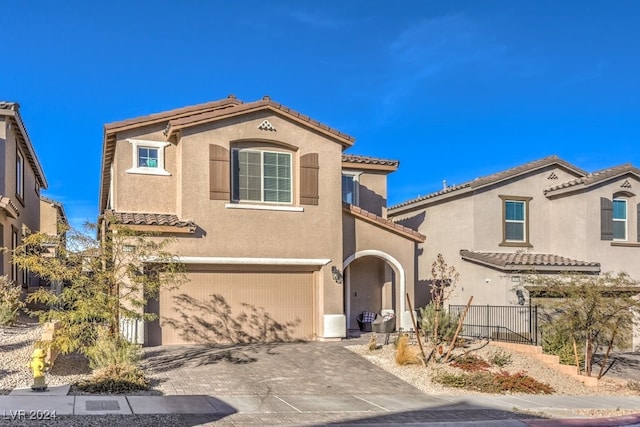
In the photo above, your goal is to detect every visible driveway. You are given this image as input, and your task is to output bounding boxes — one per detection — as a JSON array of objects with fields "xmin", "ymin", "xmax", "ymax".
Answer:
[{"xmin": 141, "ymin": 339, "xmax": 423, "ymax": 396}]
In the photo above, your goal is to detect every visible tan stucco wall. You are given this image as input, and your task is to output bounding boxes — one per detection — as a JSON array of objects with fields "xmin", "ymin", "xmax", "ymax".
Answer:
[
  {"xmin": 0, "ymin": 118, "xmax": 42, "ymax": 285},
  {"xmin": 109, "ymin": 112, "xmax": 346, "ymax": 338},
  {"xmin": 111, "ymin": 124, "xmax": 178, "ymax": 214},
  {"xmin": 343, "ymin": 168, "xmax": 389, "ymax": 217},
  {"xmin": 39, "ymin": 199, "xmax": 59, "ymax": 235}
]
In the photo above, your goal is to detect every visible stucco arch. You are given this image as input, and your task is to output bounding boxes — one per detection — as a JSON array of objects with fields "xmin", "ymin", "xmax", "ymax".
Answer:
[{"xmin": 343, "ymin": 249, "xmax": 407, "ymax": 330}]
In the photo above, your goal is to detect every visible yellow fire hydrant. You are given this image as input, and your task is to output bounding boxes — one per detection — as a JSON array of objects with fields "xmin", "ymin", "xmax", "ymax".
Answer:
[{"xmin": 27, "ymin": 348, "xmax": 49, "ymax": 391}]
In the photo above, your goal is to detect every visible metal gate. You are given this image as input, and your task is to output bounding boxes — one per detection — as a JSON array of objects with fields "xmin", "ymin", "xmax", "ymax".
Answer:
[{"xmin": 448, "ymin": 304, "xmax": 538, "ymax": 345}]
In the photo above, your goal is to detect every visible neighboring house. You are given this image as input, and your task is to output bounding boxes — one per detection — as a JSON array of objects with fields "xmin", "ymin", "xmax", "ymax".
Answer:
[
  {"xmin": 389, "ymin": 156, "xmax": 640, "ymax": 347},
  {"xmin": 98, "ymin": 95, "xmax": 423, "ymax": 345},
  {"xmin": 0, "ymin": 102, "xmax": 48, "ymax": 287},
  {"xmin": 34, "ymin": 196, "xmax": 68, "ymax": 289}
]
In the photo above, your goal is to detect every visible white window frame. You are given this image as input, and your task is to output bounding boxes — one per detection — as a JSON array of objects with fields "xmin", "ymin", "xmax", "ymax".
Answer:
[
  {"xmin": 16, "ymin": 149, "xmax": 24, "ymax": 200},
  {"xmin": 612, "ymin": 198, "xmax": 627, "ymax": 241},
  {"xmin": 232, "ymin": 148, "xmax": 292, "ymax": 205},
  {"xmin": 342, "ymin": 171, "xmax": 361, "ymax": 206},
  {"xmin": 505, "ymin": 200, "xmax": 526, "ymax": 242},
  {"xmin": 126, "ymin": 139, "xmax": 170, "ymax": 176}
]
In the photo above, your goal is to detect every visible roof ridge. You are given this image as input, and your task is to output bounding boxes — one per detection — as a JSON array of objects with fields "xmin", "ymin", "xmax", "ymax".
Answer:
[{"xmin": 389, "ymin": 155, "xmax": 585, "ymax": 211}]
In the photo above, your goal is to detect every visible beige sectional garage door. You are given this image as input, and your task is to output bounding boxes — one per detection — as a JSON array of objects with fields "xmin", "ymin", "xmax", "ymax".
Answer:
[{"xmin": 156, "ymin": 270, "xmax": 315, "ymax": 345}]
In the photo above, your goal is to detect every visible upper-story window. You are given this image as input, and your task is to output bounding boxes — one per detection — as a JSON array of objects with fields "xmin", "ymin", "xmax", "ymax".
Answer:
[
  {"xmin": 342, "ymin": 173, "xmax": 360, "ymax": 205},
  {"xmin": 612, "ymin": 198, "xmax": 627, "ymax": 240},
  {"xmin": 231, "ymin": 149, "xmax": 292, "ymax": 204},
  {"xmin": 601, "ymin": 193, "xmax": 636, "ymax": 242},
  {"xmin": 500, "ymin": 196, "xmax": 532, "ymax": 246},
  {"xmin": 126, "ymin": 139, "xmax": 170, "ymax": 176},
  {"xmin": 16, "ymin": 149, "xmax": 24, "ymax": 202}
]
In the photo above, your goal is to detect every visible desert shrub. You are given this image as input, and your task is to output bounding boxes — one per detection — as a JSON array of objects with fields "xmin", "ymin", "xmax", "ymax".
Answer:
[
  {"xmin": 628, "ymin": 380, "xmax": 640, "ymax": 393},
  {"xmin": 396, "ymin": 335, "xmax": 423, "ymax": 365},
  {"xmin": 78, "ymin": 326, "xmax": 148, "ymax": 393},
  {"xmin": 0, "ymin": 276, "xmax": 25, "ymax": 326},
  {"xmin": 75, "ymin": 363, "xmax": 149, "ymax": 393},
  {"xmin": 433, "ymin": 371, "xmax": 469, "ymax": 388},
  {"xmin": 419, "ymin": 303, "xmax": 459, "ymax": 343},
  {"xmin": 85, "ymin": 326, "xmax": 141, "ymax": 370},
  {"xmin": 492, "ymin": 371, "xmax": 554, "ymax": 394},
  {"xmin": 433, "ymin": 370, "xmax": 554, "ymax": 394},
  {"xmin": 368, "ymin": 333, "xmax": 378, "ymax": 351},
  {"xmin": 488, "ymin": 349, "xmax": 512, "ymax": 367},
  {"xmin": 451, "ymin": 353, "xmax": 490, "ymax": 372}
]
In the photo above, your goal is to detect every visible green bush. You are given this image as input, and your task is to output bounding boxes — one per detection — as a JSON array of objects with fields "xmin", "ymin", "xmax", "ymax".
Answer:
[
  {"xmin": 541, "ymin": 322, "xmax": 583, "ymax": 366},
  {"xmin": 419, "ymin": 303, "xmax": 459, "ymax": 342},
  {"xmin": 0, "ymin": 276, "xmax": 25, "ymax": 326},
  {"xmin": 488, "ymin": 349, "xmax": 512, "ymax": 367},
  {"xmin": 78, "ymin": 326, "xmax": 149, "ymax": 393},
  {"xmin": 85, "ymin": 326, "xmax": 141, "ymax": 370}
]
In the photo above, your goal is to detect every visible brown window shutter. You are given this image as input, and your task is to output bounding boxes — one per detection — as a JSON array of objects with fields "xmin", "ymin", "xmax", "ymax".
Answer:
[
  {"xmin": 300, "ymin": 153, "xmax": 319, "ymax": 205},
  {"xmin": 209, "ymin": 145, "xmax": 230, "ymax": 200},
  {"xmin": 600, "ymin": 197, "xmax": 613, "ymax": 240}
]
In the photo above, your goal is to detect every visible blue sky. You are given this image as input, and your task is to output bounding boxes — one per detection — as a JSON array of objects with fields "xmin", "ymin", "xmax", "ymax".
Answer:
[{"xmin": 3, "ymin": 1, "xmax": 639, "ymax": 230}]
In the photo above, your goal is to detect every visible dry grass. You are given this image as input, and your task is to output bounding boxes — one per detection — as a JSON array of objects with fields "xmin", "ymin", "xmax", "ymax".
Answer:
[{"xmin": 395, "ymin": 335, "xmax": 423, "ymax": 366}]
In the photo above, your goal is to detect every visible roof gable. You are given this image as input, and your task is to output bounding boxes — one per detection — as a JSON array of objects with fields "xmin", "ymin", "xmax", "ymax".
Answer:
[
  {"xmin": 389, "ymin": 156, "xmax": 586, "ymax": 214},
  {"xmin": 0, "ymin": 102, "xmax": 48, "ymax": 189},
  {"xmin": 544, "ymin": 163, "xmax": 640, "ymax": 197}
]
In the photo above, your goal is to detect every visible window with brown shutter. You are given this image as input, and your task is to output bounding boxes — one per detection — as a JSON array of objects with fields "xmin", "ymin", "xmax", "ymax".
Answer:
[
  {"xmin": 209, "ymin": 145, "xmax": 230, "ymax": 200},
  {"xmin": 300, "ymin": 153, "xmax": 319, "ymax": 205}
]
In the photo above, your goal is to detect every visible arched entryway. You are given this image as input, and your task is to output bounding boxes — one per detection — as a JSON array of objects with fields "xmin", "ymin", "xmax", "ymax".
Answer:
[{"xmin": 343, "ymin": 249, "xmax": 406, "ymax": 331}]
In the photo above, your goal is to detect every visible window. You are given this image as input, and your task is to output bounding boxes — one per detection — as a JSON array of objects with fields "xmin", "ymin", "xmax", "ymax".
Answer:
[
  {"xmin": 232, "ymin": 149, "xmax": 292, "ymax": 203},
  {"xmin": 500, "ymin": 196, "xmax": 531, "ymax": 246},
  {"xmin": 126, "ymin": 139, "xmax": 170, "ymax": 175},
  {"xmin": 342, "ymin": 173, "xmax": 360, "ymax": 205},
  {"xmin": 138, "ymin": 147, "xmax": 158, "ymax": 168},
  {"xmin": 16, "ymin": 150, "xmax": 24, "ymax": 201},
  {"xmin": 613, "ymin": 198, "xmax": 627, "ymax": 240}
]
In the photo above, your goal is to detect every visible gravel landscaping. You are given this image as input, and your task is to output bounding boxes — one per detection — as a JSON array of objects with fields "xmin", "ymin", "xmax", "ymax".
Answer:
[
  {"xmin": 346, "ymin": 336, "xmax": 638, "ymax": 397},
  {"xmin": 2, "ymin": 312, "xmax": 638, "ymax": 399},
  {"xmin": 0, "ymin": 313, "xmax": 91, "ymax": 394}
]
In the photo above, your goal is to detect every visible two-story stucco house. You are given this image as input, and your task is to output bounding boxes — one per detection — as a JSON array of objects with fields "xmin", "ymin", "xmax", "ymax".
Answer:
[
  {"xmin": 389, "ymin": 156, "xmax": 640, "ymax": 347},
  {"xmin": 98, "ymin": 96, "xmax": 423, "ymax": 345},
  {"xmin": 0, "ymin": 102, "xmax": 49, "ymax": 287}
]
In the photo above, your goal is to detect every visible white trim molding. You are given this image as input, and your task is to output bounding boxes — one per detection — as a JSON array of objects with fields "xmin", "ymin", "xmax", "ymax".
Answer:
[
  {"xmin": 343, "ymin": 249, "xmax": 410, "ymax": 330},
  {"xmin": 151, "ymin": 256, "xmax": 331, "ymax": 266},
  {"xmin": 126, "ymin": 139, "xmax": 171, "ymax": 176},
  {"xmin": 225, "ymin": 203, "xmax": 304, "ymax": 212}
]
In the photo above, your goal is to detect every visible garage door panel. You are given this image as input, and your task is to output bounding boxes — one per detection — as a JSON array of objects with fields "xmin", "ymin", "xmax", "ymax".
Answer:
[{"xmin": 156, "ymin": 270, "xmax": 314, "ymax": 345}]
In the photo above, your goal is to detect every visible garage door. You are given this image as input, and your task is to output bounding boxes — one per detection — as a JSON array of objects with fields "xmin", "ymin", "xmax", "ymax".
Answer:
[{"xmin": 152, "ymin": 269, "xmax": 315, "ymax": 345}]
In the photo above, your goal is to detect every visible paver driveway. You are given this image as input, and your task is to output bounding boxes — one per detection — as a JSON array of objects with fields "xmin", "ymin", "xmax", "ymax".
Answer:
[{"xmin": 142, "ymin": 339, "xmax": 423, "ymax": 397}]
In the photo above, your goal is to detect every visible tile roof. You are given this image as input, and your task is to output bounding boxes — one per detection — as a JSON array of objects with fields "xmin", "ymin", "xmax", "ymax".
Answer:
[
  {"xmin": 163, "ymin": 96, "xmax": 354, "ymax": 145},
  {"xmin": 105, "ymin": 210, "xmax": 196, "ymax": 232},
  {"xmin": 342, "ymin": 154, "xmax": 399, "ymax": 170},
  {"xmin": 544, "ymin": 164, "xmax": 640, "ymax": 195},
  {"xmin": 344, "ymin": 203, "xmax": 425, "ymax": 242},
  {"xmin": 389, "ymin": 156, "xmax": 587, "ymax": 213},
  {"xmin": 0, "ymin": 101, "xmax": 48, "ymax": 189},
  {"xmin": 460, "ymin": 250, "xmax": 600, "ymax": 273}
]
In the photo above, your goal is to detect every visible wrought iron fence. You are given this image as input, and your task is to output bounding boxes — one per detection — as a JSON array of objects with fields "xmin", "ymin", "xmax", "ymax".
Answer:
[{"xmin": 448, "ymin": 304, "xmax": 538, "ymax": 345}]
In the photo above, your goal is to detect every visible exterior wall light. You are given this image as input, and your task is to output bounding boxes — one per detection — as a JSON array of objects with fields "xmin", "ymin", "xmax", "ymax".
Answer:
[{"xmin": 332, "ymin": 266, "xmax": 343, "ymax": 284}]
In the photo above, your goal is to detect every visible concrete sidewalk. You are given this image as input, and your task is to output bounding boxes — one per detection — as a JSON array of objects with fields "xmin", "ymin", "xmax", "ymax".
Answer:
[{"xmin": 1, "ymin": 393, "xmax": 640, "ymax": 425}]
